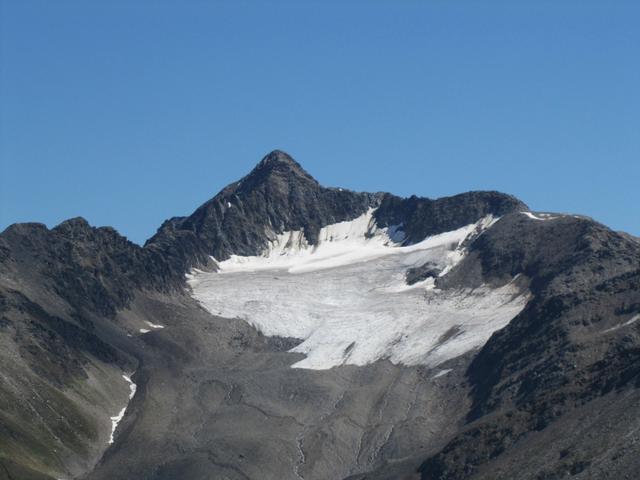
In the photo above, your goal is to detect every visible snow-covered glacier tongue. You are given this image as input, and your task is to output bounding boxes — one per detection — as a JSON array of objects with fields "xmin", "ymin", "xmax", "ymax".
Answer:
[{"xmin": 188, "ymin": 209, "xmax": 529, "ymax": 369}]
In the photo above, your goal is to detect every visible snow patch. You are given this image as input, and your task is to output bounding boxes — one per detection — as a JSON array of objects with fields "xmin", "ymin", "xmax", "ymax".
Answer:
[
  {"xmin": 189, "ymin": 211, "xmax": 528, "ymax": 370},
  {"xmin": 108, "ymin": 374, "xmax": 136, "ymax": 445},
  {"xmin": 123, "ymin": 374, "xmax": 136, "ymax": 399},
  {"xmin": 139, "ymin": 320, "xmax": 164, "ymax": 334},
  {"xmin": 521, "ymin": 211, "xmax": 561, "ymax": 221},
  {"xmin": 185, "ymin": 267, "xmax": 207, "ymax": 282},
  {"xmin": 603, "ymin": 314, "xmax": 640, "ymax": 334},
  {"xmin": 216, "ymin": 209, "xmax": 491, "ymax": 275},
  {"xmin": 432, "ymin": 369, "xmax": 452, "ymax": 379}
]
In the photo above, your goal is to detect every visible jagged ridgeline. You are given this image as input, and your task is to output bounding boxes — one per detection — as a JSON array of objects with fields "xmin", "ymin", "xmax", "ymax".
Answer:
[
  {"xmin": 0, "ymin": 150, "xmax": 638, "ymax": 480},
  {"xmin": 146, "ymin": 150, "xmax": 526, "ymax": 272}
]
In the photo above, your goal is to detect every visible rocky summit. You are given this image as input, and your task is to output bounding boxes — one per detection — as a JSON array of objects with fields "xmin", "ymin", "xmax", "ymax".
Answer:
[{"xmin": 1, "ymin": 151, "xmax": 639, "ymax": 480}]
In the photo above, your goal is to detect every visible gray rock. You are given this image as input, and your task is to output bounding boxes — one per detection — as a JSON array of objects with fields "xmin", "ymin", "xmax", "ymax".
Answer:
[{"xmin": 1, "ymin": 151, "xmax": 636, "ymax": 480}]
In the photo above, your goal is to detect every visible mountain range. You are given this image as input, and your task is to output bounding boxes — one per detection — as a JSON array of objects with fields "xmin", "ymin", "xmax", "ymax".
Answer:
[{"xmin": 1, "ymin": 150, "xmax": 639, "ymax": 480}]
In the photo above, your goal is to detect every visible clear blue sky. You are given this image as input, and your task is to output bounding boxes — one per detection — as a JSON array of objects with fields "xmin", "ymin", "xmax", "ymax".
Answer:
[{"xmin": 1, "ymin": 1, "xmax": 638, "ymax": 244}]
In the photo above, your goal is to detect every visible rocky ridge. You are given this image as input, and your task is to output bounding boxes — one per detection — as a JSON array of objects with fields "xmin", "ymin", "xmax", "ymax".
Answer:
[{"xmin": 0, "ymin": 150, "xmax": 638, "ymax": 480}]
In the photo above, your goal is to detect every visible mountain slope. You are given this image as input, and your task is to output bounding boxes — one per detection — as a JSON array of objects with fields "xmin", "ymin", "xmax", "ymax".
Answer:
[
  {"xmin": 146, "ymin": 150, "xmax": 526, "ymax": 272},
  {"xmin": 1, "ymin": 150, "xmax": 637, "ymax": 480},
  {"xmin": 417, "ymin": 213, "xmax": 640, "ymax": 479},
  {"xmin": 145, "ymin": 150, "xmax": 378, "ymax": 272},
  {"xmin": 0, "ymin": 220, "xmax": 144, "ymax": 478}
]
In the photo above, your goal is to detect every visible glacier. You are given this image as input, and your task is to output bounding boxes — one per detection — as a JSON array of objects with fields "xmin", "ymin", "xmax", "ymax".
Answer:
[{"xmin": 188, "ymin": 209, "xmax": 529, "ymax": 370}]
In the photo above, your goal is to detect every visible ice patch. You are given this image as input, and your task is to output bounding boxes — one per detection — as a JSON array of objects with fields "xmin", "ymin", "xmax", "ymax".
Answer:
[
  {"xmin": 189, "ymin": 211, "xmax": 528, "ymax": 370},
  {"xmin": 108, "ymin": 374, "xmax": 136, "ymax": 445}
]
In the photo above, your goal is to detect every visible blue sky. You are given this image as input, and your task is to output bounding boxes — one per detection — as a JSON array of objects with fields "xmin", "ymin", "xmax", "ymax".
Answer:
[{"xmin": 1, "ymin": 1, "xmax": 638, "ymax": 244}]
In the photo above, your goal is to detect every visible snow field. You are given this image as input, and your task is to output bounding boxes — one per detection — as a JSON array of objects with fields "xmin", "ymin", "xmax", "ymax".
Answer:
[{"xmin": 189, "ymin": 210, "xmax": 529, "ymax": 369}]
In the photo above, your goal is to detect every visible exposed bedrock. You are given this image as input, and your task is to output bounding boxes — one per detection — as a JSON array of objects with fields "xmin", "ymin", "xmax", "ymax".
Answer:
[{"xmin": 1, "ymin": 150, "xmax": 638, "ymax": 480}]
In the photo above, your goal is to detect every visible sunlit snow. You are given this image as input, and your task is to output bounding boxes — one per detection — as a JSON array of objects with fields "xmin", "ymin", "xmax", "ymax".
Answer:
[
  {"xmin": 432, "ymin": 369, "xmax": 452, "ymax": 379},
  {"xmin": 521, "ymin": 211, "xmax": 561, "ymax": 221},
  {"xmin": 108, "ymin": 374, "xmax": 136, "ymax": 444},
  {"xmin": 139, "ymin": 320, "xmax": 165, "ymax": 334},
  {"xmin": 189, "ymin": 210, "xmax": 529, "ymax": 370},
  {"xmin": 602, "ymin": 314, "xmax": 640, "ymax": 334}
]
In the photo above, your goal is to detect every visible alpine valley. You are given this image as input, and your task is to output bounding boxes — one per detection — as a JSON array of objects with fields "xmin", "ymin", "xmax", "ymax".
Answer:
[{"xmin": 1, "ymin": 151, "xmax": 639, "ymax": 480}]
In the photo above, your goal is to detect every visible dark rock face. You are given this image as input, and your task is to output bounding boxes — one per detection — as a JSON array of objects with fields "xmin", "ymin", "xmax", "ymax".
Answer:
[
  {"xmin": 416, "ymin": 214, "xmax": 640, "ymax": 480},
  {"xmin": 145, "ymin": 151, "xmax": 525, "ymax": 274},
  {"xmin": 0, "ymin": 218, "xmax": 150, "ymax": 478},
  {"xmin": 1, "ymin": 150, "xmax": 638, "ymax": 480},
  {"xmin": 374, "ymin": 191, "xmax": 527, "ymax": 245},
  {"xmin": 145, "ymin": 150, "xmax": 379, "ymax": 271},
  {"xmin": 405, "ymin": 262, "xmax": 443, "ymax": 285}
]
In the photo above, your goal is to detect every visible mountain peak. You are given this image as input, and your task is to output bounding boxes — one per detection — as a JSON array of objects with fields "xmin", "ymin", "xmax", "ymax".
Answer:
[
  {"xmin": 148, "ymin": 150, "xmax": 528, "ymax": 268},
  {"xmin": 245, "ymin": 150, "xmax": 317, "ymax": 185},
  {"xmin": 259, "ymin": 149, "xmax": 297, "ymax": 166}
]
